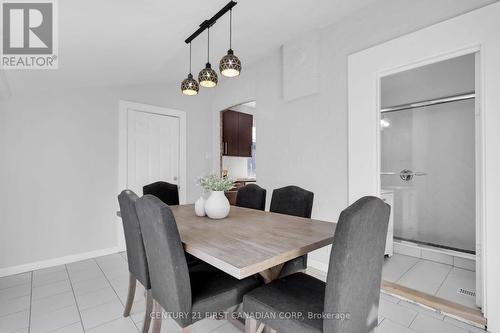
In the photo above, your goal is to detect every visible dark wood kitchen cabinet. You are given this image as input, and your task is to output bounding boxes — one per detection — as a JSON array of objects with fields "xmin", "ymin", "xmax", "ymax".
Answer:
[{"xmin": 222, "ymin": 110, "xmax": 253, "ymax": 157}]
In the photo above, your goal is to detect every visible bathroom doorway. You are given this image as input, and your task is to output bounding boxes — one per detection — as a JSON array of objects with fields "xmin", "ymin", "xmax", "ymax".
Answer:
[
  {"xmin": 347, "ymin": 7, "xmax": 500, "ymax": 328},
  {"xmin": 379, "ymin": 54, "xmax": 483, "ymax": 320}
]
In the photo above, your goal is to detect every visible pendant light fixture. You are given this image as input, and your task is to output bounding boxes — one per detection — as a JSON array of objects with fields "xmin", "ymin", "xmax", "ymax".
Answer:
[
  {"xmin": 219, "ymin": 9, "xmax": 241, "ymax": 77},
  {"xmin": 198, "ymin": 27, "xmax": 218, "ymax": 88},
  {"xmin": 181, "ymin": 43, "xmax": 199, "ymax": 95},
  {"xmin": 182, "ymin": 1, "xmax": 237, "ymax": 96}
]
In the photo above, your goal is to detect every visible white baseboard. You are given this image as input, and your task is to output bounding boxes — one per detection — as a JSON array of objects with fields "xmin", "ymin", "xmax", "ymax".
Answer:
[
  {"xmin": 0, "ymin": 246, "xmax": 124, "ymax": 278},
  {"xmin": 307, "ymin": 258, "xmax": 328, "ymax": 273}
]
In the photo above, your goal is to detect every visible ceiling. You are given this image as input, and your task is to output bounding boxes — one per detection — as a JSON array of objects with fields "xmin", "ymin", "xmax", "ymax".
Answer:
[{"xmin": 1, "ymin": 0, "xmax": 378, "ymax": 96}]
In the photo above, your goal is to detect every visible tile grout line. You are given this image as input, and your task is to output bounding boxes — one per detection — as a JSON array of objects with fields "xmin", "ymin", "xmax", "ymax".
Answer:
[
  {"xmin": 433, "ymin": 266, "xmax": 454, "ymax": 312},
  {"xmin": 28, "ymin": 271, "xmax": 33, "ymax": 333},
  {"xmin": 0, "ymin": 287, "xmax": 31, "ymax": 319},
  {"xmin": 407, "ymin": 311, "xmax": 419, "ymax": 329},
  {"xmin": 118, "ymin": 252, "xmax": 143, "ymax": 333},
  {"xmin": 65, "ymin": 264, "xmax": 86, "ymax": 333},
  {"xmin": 93, "ymin": 258, "xmax": 141, "ymax": 333},
  {"xmin": 93, "ymin": 258, "xmax": 126, "ymax": 307},
  {"xmin": 394, "ymin": 258, "xmax": 421, "ymax": 284},
  {"xmin": 31, "ymin": 276, "xmax": 70, "ymax": 289},
  {"xmin": 83, "ymin": 313, "xmax": 130, "ymax": 332},
  {"xmin": 0, "ymin": 278, "xmax": 31, "ymax": 291},
  {"xmin": 30, "ymin": 288, "xmax": 75, "ymax": 305}
]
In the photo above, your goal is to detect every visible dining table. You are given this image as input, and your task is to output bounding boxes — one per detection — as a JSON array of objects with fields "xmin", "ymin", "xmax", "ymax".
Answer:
[
  {"xmin": 118, "ymin": 204, "xmax": 336, "ymax": 282},
  {"xmin": 169, "ymin": 204, "xmax": 336, "ymax": 283}
]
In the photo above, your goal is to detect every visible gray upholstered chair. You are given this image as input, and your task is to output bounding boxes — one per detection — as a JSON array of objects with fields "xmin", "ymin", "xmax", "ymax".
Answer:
[
  {"xmin": 143, "ymin": 181, "xmax": 179, "ymax": 205},
  {"xmin": 244, "ymin": 196, "xmax": 390, "ymax": 333},
  {"xmin": 269, "ymin": 185, "xmax": 314, "ymax": 278},
  {"xmin": 236, "ymin": 184, "xmax": 267, "ymax": 211},
  {"xmin": 117, "ymin": 190, "xmax": 153, "ymax": 333},
  {"xmin": 270, "ymin": 185, "xmax": 314, "ymax": 218},
  {"xmin": 135, "ymin": 195, "xmax": 262, "ymax": 333},
  {"xmin": 143, "ymin": 181, "xmax": 200, "ymax": 267}
]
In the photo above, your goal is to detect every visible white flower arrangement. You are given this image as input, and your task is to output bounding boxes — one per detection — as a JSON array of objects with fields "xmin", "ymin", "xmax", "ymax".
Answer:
[{"xmin": 198, "ymin": 174, "xmax": 235, "ymax": 192}]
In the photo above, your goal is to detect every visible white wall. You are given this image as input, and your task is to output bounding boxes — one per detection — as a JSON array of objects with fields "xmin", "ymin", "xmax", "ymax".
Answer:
[
  {"xmin": 0, "ymin": 83, "xmax": 213, "ymax": 273},
  {"xmin": 210, "ymin": 0, "xmax": 497, "ymax": 269}
]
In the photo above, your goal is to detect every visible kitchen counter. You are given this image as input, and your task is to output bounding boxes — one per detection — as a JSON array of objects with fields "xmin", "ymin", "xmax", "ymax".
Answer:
[
  {"xmin": 234, "ymin": 177, "xmax": 256, "ymax": 182},
  {"xmin": 225, "ymin": 178, "xmax": 257, "ymax": 205}
]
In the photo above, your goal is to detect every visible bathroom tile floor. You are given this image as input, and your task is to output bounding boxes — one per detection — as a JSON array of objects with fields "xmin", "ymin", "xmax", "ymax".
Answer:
[
  {"xmin": 0, "ymin": 253, "xmax": 487, "ymax": 333},
  {"xmin": 382, "ymin": 254, "xmax": 477, "ymax": 309}
]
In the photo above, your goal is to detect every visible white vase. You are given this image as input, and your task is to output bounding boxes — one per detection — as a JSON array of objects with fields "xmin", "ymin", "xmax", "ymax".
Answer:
[
  {"xmin": 194, "ymin": 196, "xmax": 206, "ymax": 217},
  {"xmin": 204, "ymin": 191, "xmax": 230, "ymax": 219}
]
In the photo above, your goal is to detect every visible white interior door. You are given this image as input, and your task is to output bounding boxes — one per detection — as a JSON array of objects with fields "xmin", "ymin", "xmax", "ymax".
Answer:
[
  {"xmin": 118, "ymin": 101, "xmax": 186, "ymax": 251},
  {"xmin": 127, "ymin": 109, "xmax": 180, "ymax": 196}
]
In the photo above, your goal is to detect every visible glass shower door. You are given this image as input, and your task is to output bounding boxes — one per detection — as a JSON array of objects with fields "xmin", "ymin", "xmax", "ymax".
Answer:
[{"xmin": 380, "ymin": 99, "xmax": 475, "ymax": 253}]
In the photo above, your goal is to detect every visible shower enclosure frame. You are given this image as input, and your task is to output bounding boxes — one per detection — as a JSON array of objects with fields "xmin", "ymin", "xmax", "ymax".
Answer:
[
  {"xmin": 347, "ymin": 3, "xmax": 500, "ymax": 329},
  {"xmin": 380, "ymin": 89, "xmax": 477, "ymax": 255}
]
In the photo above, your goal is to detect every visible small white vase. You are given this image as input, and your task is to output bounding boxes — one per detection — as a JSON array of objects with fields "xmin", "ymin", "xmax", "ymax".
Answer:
[
  {"xmin": 194, "ymin": 196, "xmax": 206, "ymax": 217},
  {"xmin": 204, "ymin": 191, "xmax": 230, "ymax": 219}
]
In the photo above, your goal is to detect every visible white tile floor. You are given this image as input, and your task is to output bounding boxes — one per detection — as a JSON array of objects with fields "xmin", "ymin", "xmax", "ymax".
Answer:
[
  {"xmin": 0, "ymin": 253, "xmax": 488, "ymax": 333},
  {"xmin": 382, "ymin": 254, "xmax": 478, "ymax": 309}
]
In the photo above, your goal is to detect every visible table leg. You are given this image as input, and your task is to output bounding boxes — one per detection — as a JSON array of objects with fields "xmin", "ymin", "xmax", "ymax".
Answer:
[
  {"xmin": 255, "ymin": 264, "xmax": 285, "ymax": 333},
  {"xmin": 258, "ymin": 263, "xmax": 284, "ymax": 284}
]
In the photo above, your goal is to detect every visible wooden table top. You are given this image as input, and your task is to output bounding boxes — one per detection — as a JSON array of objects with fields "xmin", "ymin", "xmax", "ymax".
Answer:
[{"xmin": 170, "ymin": 204, "xmax": 336, "ymax": 279}]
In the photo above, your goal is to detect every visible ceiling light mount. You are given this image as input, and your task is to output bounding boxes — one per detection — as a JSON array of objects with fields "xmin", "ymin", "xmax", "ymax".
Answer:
[{"xmin": 184, "ymin": 1, "xmax": 238, "ymax": 45}]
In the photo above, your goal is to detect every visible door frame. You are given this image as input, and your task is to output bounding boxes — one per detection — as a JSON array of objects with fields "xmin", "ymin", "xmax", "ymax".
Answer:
[
  {"xmin": 347, "ymin": 3, "xmax": 500, "ymax": 329},
  {"xmin": 117, "ymin": 100, "xmax": 187, "ymax": 249}
]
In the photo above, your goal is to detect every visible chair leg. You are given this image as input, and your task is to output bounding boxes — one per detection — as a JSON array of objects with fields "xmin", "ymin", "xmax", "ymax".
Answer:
[
  {"xmin": 123, "ymin": 273, "xmax": 137, "ymax": 317},
  {"xmin": 141, "ymin": 289, "xmax": 153, "ymax": 333},
  {"xmin": 152, "ymin": 300, "xmax": 162, "ymax": 333},
  {"xmin": 245, "ymin": 318, "xmax": 258, "ymax": 333}
]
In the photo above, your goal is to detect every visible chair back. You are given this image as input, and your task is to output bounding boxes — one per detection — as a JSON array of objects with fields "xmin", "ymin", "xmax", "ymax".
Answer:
[
  {"xmin": 135, "ymin": 195, "xmax": 192, "ymax": 327},
  {"xmin": 117, "ymin": 190, "xmax": 150, "ymax": 289},
  {"xmin": 323, "ymin": 196, "xmax": 390, "ymax": 333},
  {"xmin": 143, "ymin": 181, "xmax": 180, "ymax": 205},
  {"xmin": 270, "ymin": 186, "xmax": 314, "ymax": 218},
  {"xmin": 236, "ymin": 184, "xmax": 267, "ymax": 211}
]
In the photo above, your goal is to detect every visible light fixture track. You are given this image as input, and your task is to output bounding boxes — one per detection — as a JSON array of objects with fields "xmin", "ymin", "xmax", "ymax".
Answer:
[{"xmin": 184, "ymin": 1, "xmax": 237, "ymax": 44}]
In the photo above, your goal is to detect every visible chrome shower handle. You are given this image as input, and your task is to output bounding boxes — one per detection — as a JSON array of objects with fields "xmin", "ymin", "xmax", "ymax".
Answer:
[{"xmin": 380, "ymin": 169, "xmax": 427, "ymax": 181}]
